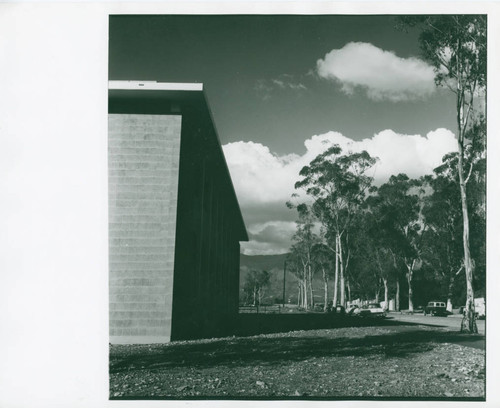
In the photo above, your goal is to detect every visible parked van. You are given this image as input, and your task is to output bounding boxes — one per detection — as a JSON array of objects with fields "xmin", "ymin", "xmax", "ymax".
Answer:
[{"xmin": 424, "ymin": 301, "xmax": 448, "ymax": 316}]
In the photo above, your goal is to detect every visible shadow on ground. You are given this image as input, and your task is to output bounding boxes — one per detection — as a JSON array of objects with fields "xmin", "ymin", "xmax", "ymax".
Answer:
[
  {"xmin": 110, "ymin": 324, "xmax": 484, "ymax": 374},
  {"xmin": 235, "ymin": 313, "xmax": 424, "ymax": 336}
]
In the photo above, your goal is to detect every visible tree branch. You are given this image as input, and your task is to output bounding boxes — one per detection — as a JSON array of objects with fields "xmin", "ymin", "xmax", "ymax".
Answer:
[{"xmin": 464, "ymin": 160, "xmax": 475, "ymax": 185}]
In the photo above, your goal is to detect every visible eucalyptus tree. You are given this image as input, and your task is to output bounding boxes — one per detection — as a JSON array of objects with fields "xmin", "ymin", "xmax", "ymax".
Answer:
[
  {"xmin": 346, "ymin": 221, "xmax": 381, "ymax": 303},
  {"xmin": 369, "ymin": 241, "xmax": 397, "ymax": 309},
  {"xmin": 422, "ymin": 118, "xmax": 486, "ymax": 315},
  {"xmin": 368, "ymin": 174, "xmax": 427, "ymax": 312},
  {"xmin": 397, "ymin": 15, "xmax": 486, "ymax": 332},
  {"xmin": 293, "ymin": 146, "xmax": 377, "ymax": 307},
  {"xmin": 311, "ymin": 243, "xmax": 334, "ymax": 312},
  {"xmin": 287, "ymin": 245, "xmax": 307, "ymax": 308},
  {"xmin": 243, "ymin": 269, "xmax": 271, "ymax": 306},
  {"xmin": 285, "ymin": 250, "xmax": 305, "ymax": 308},
  {"xmin": 346, "ymin": 211, "xmax": 385, "ymax": 305},
  {"xmin": 286, "ymin": 203, "xmax": 321, "ymax": 310},
  {"xmin": 421, "ymin": 170, "xmax": 464, "ymax": 312}
]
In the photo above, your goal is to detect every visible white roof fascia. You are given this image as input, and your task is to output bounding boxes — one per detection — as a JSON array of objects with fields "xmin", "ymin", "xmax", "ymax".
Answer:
[{"xmin": 108, "ymin": 80, "xmax": 203, "ymax": 91}]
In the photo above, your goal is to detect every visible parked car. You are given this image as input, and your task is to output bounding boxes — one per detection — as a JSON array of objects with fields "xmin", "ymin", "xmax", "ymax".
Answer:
[
  {"xmin": 359, "ymin": 303, "xmax": 386, "ymax": 318},
  {"xmin": 346, "ymin": 305, "xmax": 360, "ymax": 315},
  {"xmin": 314, "ymin": 303, "xmax": 325, "ymax": 312},
  {"xmin": 424, "ymin": 301, "xmax": 448, "ymax": 316},
  {"xmin": 335, "ymin": 305, "xmax": 346, "ymax": 315}
]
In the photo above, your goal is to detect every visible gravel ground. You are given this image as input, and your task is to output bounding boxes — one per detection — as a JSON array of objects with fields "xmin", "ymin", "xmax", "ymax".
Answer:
[{"xmin": 109, "ymin": 324, "xmax": 485, "ymax": 400}]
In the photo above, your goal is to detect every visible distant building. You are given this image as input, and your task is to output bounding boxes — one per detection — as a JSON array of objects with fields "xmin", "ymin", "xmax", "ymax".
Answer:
[{"xmin": 108, "ymin": 81, "xmax": 248, "ymax": 344}]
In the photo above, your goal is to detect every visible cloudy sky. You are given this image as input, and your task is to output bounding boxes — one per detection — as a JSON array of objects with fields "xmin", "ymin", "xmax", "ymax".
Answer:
[{"xmin": 109, "ymin": 15, "xmax": 460, "ymax": 255}]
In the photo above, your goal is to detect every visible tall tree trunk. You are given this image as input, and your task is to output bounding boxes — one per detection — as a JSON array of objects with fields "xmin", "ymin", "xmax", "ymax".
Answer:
[
  {"xmin": 344, "ymin": 238, "xmax": 351, "ymax": 305},
  {"xmin": 457, "ymin": 140, "xmax": 477, "ymax": 333},
  {"xmin": 339, "ymin": 234, "xmax": 345, "ymax": 306},
  {"xmin": 323, "ymin": 268, "xmax": 329, "ymax": 312},
  {"xmin": 303, "ymin": 275, "xmax": 308, "ymax": 310},
  {"xmin": 300, "ymin": 281, "xmax": 304, "ymax": 308},
  {"xmin": 333, "ymin": 234, "xmax": 339, "ymax": 306},
  {"xmin": 390, "ymin": 250, "xmax": 400, "ymax": 312},
  {"xmin": 297, "ymin": 280, "xmax": 302, "ymax": 307},
  {"xmin": 406, "ymin": 264, "xmax": 414, "ymax": 313},
  {"xmin": 308, "ymin": 264, "xmax": 314, "ymax": 308},
  {"xmin": 446, "ymin": 272, "xmax": 455, "ymax": 313},
  {"xmin": 455, "ymin": 65, "xmax": 477, "ymax": 334},
  {"xmin": 383, "ymin": 277, "xmax": 388, "ymax": 310},
  {"xmin": 396, "ymin": 278, "xmax": 400, "ymax": 312},
  {"xmin": 299, "ymin": 280, "xmax": 302, "ymax": 308}
]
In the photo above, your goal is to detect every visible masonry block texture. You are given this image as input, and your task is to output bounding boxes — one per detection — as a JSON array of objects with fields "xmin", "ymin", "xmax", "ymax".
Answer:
[
  {"xmin": 108, "ymin": 88, "xmax": 248, "ymax": 344},
  {"xmin": 109, "ymin": 114, "xmax": 181, "ymax": 344}
]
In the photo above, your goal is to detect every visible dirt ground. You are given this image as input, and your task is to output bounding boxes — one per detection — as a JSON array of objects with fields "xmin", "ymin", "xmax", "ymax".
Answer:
[{"xmin": 109, "ymin": 319, "xmax": 485, "ymax": 400}]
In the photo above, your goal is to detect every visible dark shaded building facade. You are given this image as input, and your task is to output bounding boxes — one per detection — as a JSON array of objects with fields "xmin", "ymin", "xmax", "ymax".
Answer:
[{"xmin": 108, "ymin": 81, "xmax": 248, "ymax": 344}]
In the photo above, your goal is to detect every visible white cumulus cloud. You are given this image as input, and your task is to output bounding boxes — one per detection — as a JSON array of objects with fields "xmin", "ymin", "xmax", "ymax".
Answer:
[
  {"xmin": 242, "ymin": 221, "xmax": 297, "ymax": 255},
  {"xmin": 222, "ymin": 141, "xmax": 304, "ymax": 206},
  {"xmin": 316, "ymin": 42, "xmax": 436, "ymax": 101},
  {"xmin": 223, "ymin": 128, "xmax": 458, "ymax": 208},
  {"xmin": 241, "ymin": 220, "xmax": 322, "ymax": 255}
]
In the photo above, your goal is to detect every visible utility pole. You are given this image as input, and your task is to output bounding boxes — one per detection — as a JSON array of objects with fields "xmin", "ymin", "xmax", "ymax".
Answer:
[{"xmin": 282, "ymin": 260, "xmax": 287, "ymax": 307}]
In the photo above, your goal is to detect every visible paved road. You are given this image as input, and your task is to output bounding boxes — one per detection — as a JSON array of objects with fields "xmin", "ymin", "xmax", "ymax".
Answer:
[
  {"xmin": 384, "ymin": 312, "xmax": 486, "ymax": 350},
  {"xmin": 387, "ymin": 312, "xmax": 485, "ymax": 334}
]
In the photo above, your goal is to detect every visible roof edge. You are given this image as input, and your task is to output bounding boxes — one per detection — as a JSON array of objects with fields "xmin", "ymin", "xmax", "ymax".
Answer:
[{"xmin": 109, "ymin": 80, "xmax": 203, "ymax": 92}]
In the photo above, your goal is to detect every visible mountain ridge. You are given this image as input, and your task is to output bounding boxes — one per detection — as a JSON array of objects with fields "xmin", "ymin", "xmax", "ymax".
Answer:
[{"xmin": 239, "ymin": 253, "xmax": 289, "ymax": 271}]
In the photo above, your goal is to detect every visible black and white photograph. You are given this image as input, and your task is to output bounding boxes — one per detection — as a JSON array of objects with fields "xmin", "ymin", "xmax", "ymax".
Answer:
[
  {"xmin": 108, "ymin": 14, "xmax": 486, "ymax": 400},
  {"xmin": 1, "ymin": 2, "xmax": 499, "ymax": 408}
]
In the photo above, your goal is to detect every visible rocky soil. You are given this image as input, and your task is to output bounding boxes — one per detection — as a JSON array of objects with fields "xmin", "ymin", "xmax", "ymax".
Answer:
[{"xmin": 109, "ymin": 324, "xmax": 485, "ymax": 400}]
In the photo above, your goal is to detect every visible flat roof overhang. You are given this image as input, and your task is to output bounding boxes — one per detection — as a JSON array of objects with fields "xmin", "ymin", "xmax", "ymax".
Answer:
[
  {"xmin": 109, "ymin": 81, "xmax": 203, "ymax": 92},
  {"xmin": 109, "ymin": 81, "xmax": 206, "ymax": 115}
]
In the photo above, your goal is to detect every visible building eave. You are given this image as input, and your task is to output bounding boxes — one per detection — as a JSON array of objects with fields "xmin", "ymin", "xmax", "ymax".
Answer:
[{"xmin": 109, "ymin": 80, "xmax": 203, "ymax": 92}]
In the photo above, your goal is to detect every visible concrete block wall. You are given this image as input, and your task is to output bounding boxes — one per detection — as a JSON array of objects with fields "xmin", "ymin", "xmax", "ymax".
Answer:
[{"xmin": 108, "ymin": 114, "xmax": 181, "ymax": 344}]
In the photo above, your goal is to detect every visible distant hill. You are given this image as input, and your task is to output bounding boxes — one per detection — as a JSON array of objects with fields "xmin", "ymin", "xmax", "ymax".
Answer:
[
  {"xmin": 239, "ymin": 253, "xmax": 330, "ymax": 306},
  {"xmin": 239, "ymin": 253, "xmax": 288, "ymax": 270}
]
